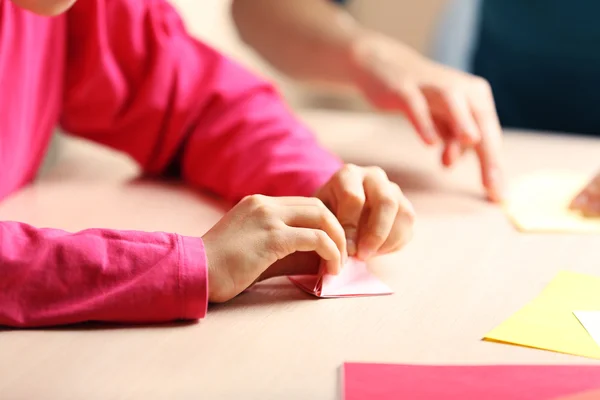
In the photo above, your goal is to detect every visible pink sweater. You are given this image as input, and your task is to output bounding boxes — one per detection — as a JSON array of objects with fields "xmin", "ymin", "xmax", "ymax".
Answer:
[{"xmin": 0, "ymin": 0, "xmax": 341, "ymax": 327}]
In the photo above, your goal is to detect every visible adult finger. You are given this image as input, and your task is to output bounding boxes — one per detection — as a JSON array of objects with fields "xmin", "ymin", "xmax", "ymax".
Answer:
[
  {"xmin": 357, "ymin": 167, "xmax": 399, "ymax": 260},
  {"xmin": 441, "ymin": 139, "xmax": 462, "ymax": 168},
  {"xmin": 469, "ymin": 80, "xmax": 505, "ymax": 202},
  {"xmin": 395, "ymin": 82, "xmax": 438, "ymax": 145},
  {"xmin": 570, "ymin": 173, "xmax": 600, "ymax": 215},
  {"xmin": 440, "ymin": 89, "xmax": 480, "ymax": 144},
  {"xmin": 432, "ymin": 117, "xmax": 460, "ymax": 168}
]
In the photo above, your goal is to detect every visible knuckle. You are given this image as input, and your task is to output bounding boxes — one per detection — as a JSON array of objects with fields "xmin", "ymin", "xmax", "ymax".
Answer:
[
  {"xmin": 378, "ymin": 194, "xmax": 397, "ymax": 210},
  {"xmin": 390, "ymin": 182, "xmax": 403, "ymax": 195},
  {"xmin": 442, "ymin": 87, "xmax": 462, "ymax": 102},
  {"xmin": 340, "ymin": 189, "xmax": 365, "ymax": 208},
  {"xmin": 401, "ymin": 209, "xmax": 416, "ymax": 229},
  {"xmin": 241, "ymin": 194, "xmax": 267, "ymax": 208},
  {"xmin": 404, "ymin": 208, "xmax": 416, "ymax": 225},
  {"xmin": 266, "ymin": 236, "xmax": 291, "ymax": 259},
  {"xmin": 318, "ymin": 209, "xmax": 335, "ymax": 226},
  {"xmin": 248, "ymin": 203, "xmax": 282, "ymax": 231},
  {"xmin": 377, "ymin": 188, "xmax": 399, "ymax": 208},
  {"xmin": 311, "ymin": 197, "xmax": 328, "ymax": 209},
  {"xmin": 340, "ymin": 163, "xmax": 360, "ymax": 176},
  {"xmin": 313, "ymin": 230, "xmax": 329, "ymax": 246},
  {"xmin": 368, "ymin": 166, "xmax": 388, "ymax": 179},
  {"xmin": 253, "ymin": 202, "xmax": 274, "ymax": 219},
  {"xmin": 394, "ymin": 82, "xmax": 415, "ymax": 98},
  {"xmin": 472, "ymin": 77, "xmax": 492, "ymax": 94},
  {"xmin": 367, "ymin": 230, "xmax": 388, "ymax": 245}
]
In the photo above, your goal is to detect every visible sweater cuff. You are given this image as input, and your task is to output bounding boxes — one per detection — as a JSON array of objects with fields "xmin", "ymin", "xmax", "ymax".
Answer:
[{"xmin": 178, "ymin": 235, "xmax": 209, "ymax": 319}]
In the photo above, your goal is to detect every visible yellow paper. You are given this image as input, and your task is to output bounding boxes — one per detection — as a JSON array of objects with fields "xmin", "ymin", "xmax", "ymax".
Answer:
[
  {"xmin": 504, "ymin": 170, "xmax": 600, "ymax": 233},
  {"xmin": 484, "ymin": 271, "xmax": 600, "ymax": 359}
]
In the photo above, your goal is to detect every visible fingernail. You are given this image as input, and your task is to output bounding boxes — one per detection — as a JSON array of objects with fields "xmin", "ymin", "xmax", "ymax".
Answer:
[
  {"xmin": 447, "ymin": 144, "xmax": 459, "ymax": 165},
  {"xmin": 462, "ymin": 129, "xmax": 478, "ymax": 145},
  {"xmin": 487, "ymin": 169, "xmax": 504, "ymax": 202},
  {"xmin": 347, "ymin": 239, "xmax": 357, "ymax": 257},
  {"xmin": 571, "ymin": 194, "xmax": 588, "ymax": 209},
  {"xmin": 358, "ymin": 246, "xmax": 374, "ymax": 261},
  {"xmin": 424, "ymin": 128, "xmax": 438, "ymax": 145},
  {"xmin": 583, "ymin": 201, "xmax": 600, "ymax": 217}
]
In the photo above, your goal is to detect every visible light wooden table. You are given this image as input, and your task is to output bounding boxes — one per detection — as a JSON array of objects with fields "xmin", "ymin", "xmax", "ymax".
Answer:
[{"xmin": 1, "ymin": 111, "xmax": 600, "ymax": 400}]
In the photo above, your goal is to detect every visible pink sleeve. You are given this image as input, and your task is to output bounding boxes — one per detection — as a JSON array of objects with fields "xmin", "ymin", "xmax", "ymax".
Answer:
[
  {"xmin": 61, "ymin": 0, "xmax": 342, "ymax": 201},
  {"xmin": 0, "ymin": 222, "xmax": 207, "ymax": 328}
]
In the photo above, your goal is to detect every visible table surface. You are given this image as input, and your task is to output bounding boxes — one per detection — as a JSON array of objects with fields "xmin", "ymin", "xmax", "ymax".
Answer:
[{"xmin": 1, "ymin": 110, "xmax": 600, "ymax": 400}]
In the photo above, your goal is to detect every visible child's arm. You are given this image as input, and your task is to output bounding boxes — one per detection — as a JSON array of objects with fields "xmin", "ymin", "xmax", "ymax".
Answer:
[
  {"xmin": 0, "ymin": 222, "xmax": 207, "ymax": 327},
  {"xmin": 61, "ymin": 0, "xmax": 342, "ymax": 201}
]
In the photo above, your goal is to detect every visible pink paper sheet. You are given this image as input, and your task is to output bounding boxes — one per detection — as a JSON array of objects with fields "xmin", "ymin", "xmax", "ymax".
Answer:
[
  {"xmin": 342, "ymin": 363, "xmax": 600, "ymax": 400},
  {"xmin": 288, "ymin": 258, "xmax": 393, "ymax": 298}
]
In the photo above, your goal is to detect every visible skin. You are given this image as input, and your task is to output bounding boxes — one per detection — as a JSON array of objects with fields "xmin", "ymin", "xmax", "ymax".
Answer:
[
  {"xmin": 10, "ymin": 0, "xmax": 76, "ymax": 15},
  {"xmin": 12, "ymin": 0, "xmax": 593, "ymax": 305},
  {"xmin": 231, "ymin": 0, "xmax": 504, "ymax": 202},
  {"xmin": 204, "ymin": 165, "xmax": 415, "ymax": 303},
  {"xmin": 10, "ymin": 0, "xmax": 416, "ymax": 303},
  {"xmin": 570, "ymin": 172, "xmax": 600, "ymax": 217}
]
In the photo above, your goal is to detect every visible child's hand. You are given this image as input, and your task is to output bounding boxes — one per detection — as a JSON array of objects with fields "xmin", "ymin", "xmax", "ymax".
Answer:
[
  {"xmin": 202, "ymin": 195, "xmax": 346, "ymax": 302},
  {"xmin": 314, "ymin": 164, "xmax": 415, "ymax": 260},
  {"xmin": 570, "ymin": 172, "xmax": 600, "ymax": 216}
]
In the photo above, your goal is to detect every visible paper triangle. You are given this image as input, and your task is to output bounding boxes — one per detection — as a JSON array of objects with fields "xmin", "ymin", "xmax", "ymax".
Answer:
[
  {"xmin": 288, "ymin": 258, "xmax": 393, "ymax": 298},
  {"xmin": 573, "ymin": 311, "xmax": 600, "ymax": 348}
]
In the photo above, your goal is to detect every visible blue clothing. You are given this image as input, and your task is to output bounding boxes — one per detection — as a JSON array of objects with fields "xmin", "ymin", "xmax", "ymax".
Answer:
[{"xmin": 472, "ymin": 0, "xmax": 600, "ymax": 135}]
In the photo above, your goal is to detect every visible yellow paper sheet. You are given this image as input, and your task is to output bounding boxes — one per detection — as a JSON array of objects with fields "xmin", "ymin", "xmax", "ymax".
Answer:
[
  {"xmin": 504, "ymin": 170, "xmax": 600, "ymax": 233},
  {"xmin": 484, "ymin": 271, "xmax": 600, "ymax": 359}
]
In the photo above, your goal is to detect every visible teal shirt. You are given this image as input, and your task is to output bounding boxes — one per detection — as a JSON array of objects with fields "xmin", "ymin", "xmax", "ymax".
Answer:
[{"xmin": 472, "ymin": 0, "xmax": 600, "ymax": 135}]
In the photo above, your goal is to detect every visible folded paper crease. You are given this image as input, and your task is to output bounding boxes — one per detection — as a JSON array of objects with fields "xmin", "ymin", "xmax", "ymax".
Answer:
[{"xmin": 288, "ymin": 258, "xmax": 393, "ymax": 298}]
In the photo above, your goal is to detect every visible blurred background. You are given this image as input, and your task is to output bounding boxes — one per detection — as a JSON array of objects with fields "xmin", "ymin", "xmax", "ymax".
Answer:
[
  {"xmin": 42, "ymin": 0, "xmax": 481, "ymax": 172},
  {"xmin": 167, "ymin": 0, "xmax": 478, "ymax": 110}
]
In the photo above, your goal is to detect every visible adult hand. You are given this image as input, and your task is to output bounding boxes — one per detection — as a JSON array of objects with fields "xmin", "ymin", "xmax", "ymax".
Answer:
[
  {"xmin": 348, "ymin": 31, "xmax": 504, "ymax": 202},
  {"xmin": 570, "ymin": 172, "xmax": 600, "ymax": 216},
  {"xmin": 315, "ymin": 164, "xmax": 415, "ymax": 261},
  {"xmin": 202, "ymin": 195, "xmax": 346, "ymax": 302}
]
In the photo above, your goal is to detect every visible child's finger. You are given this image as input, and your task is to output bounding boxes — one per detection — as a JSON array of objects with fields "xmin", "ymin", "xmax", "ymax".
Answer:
[
  {"xmin": 376, "ymin": 187, "xmax": 415, "ymax": 254},
  {"xmin": 357, "ymin": 168, "xmax": 399, "ymax": 260},
  {"xmin": 283, "ymin": 227, "xmax": 342, "ymax": 275},
  {"xmin": 329, "ymin": 165, "xmax": 366, "ymax": 257},
  {"xmin": 279, "ymin": 203, "xmax": 347, "ymax": 263}
]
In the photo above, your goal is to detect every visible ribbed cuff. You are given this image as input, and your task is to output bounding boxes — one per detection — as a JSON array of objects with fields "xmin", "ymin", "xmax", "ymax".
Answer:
[{"xmin": 178, "ymin": 235, "xmax": 209, "ymax": 320}]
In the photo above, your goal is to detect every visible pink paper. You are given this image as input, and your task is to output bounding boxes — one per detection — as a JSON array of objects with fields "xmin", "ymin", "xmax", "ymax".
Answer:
[
  {"xmin": 288, "ymin": 258, "xmax": 393, "ymax": 298},
  {"xmin": 342, "ymin": 363, "xmax": 600, "ymax": 400},
  {"xmin": 555, "ymin": 389, "xmax": 600, "ymax": 400}
]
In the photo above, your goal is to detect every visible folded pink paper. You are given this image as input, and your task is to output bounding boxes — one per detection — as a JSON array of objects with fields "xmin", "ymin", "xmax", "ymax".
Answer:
[
  {"xmin": 288, "ymin": 258, "xmax": 393, "ymax": 298},
  {"xmin": 342, "ymin": 363, "xmax": 600, "ymax": 400}
]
